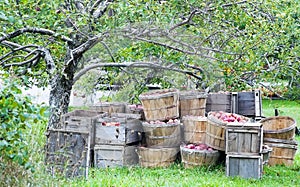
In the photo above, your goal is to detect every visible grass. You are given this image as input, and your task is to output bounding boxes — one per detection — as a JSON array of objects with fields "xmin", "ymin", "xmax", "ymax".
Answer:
[{"xmin": 3, "ymin": 99, "xmax": 300, "ymax": 187}]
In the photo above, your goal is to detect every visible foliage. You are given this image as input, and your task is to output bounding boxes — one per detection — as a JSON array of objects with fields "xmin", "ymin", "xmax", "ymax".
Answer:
[
  {"xmin": 1, "ymin": 0, "xmax": 300, "ymax": 131},
  {"xmin": 0, "ymin": 73, "xmax": 47, "ymax": 185}
]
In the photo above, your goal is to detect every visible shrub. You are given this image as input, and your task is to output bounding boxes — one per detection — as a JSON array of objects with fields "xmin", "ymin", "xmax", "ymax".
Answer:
[{"xmin": 0, "ymin": 75, "xmax": 47, "ymax": 185}]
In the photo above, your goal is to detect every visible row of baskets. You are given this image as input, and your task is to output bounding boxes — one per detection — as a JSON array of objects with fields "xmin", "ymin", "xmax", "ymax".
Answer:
[{"xmin": 136, "ymin": 112, "xmax": 298, "ymax": 168}]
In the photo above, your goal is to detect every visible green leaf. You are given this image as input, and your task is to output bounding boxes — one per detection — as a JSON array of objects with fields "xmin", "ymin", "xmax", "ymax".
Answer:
[
  {"xmin": 0, "ymin": 11, "xmax": 8, "ymax": 21},
  {"xmin": 7, "ymin": 16, "xmax": 15, "ymax": 23}
]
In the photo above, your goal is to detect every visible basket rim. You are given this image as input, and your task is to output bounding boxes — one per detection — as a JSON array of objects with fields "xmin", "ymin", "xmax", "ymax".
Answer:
[
  {"xmin": 207, "ymin": 111, "xmax": 250, "ymax": 126},
  {"xmin": 179, "ymin": 90, "xmax": 208, "ymax": 99},
  {"xmin": 142, "ymin": 121, "xmax": 180, "ymax": 128},
  {"xmin": 182, "ymin": 115, "xmax": 207, "ymax": 121},
  {"xmin": 136, "ymin": 146, "xmax": 180, "ymax": 151},
  {"xmin": 139, "ymin": 88, "xmax": 179, "ymax": 99},
  {"xmin": 260, "ymin": 116, "xmax": 296, "ymax": 133}
]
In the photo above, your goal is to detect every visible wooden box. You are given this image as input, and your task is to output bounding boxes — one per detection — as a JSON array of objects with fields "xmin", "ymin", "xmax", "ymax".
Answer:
[
  {"xmin": 226, "ymin": 154, "xmax": 263, "ymax": 179},
  {"xmin": 62, "ymin": 110, "xmax": 107, "ymax": 146},
  {"xmin": 206, "ymin": 92, "xmax": 233, "ymax": 113},
  {"xmin": 95, "ymin": 116, "xmax": 142, "ymax": 145},
  {"xmin": 94, "ymin": 144, "xmax": 139, "ymax": 168},
  {"xmin": 237, "ymin": 90, "xmax": 262, "ymax": 117},
  {"xmin": 226, "ymin": 123, "xmax": 263, "ymax": 155},
  {"xmin": 45, "ymin": 129, "xmax": 91, "ymax": 178}
]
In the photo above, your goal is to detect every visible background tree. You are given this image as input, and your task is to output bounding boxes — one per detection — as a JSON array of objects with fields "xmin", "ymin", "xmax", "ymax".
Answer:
[{"xmin": 1, "ymin": 0, "xmax": 299, "ymax": 129}]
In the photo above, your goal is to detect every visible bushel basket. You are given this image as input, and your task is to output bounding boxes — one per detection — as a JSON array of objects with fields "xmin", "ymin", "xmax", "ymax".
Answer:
[
  {"xmin": 139, "ymin": 89, "xmax": 179, "ymax": 121},
  {"xmin": 260, "ymin": 116, "xmax": 296, "ymax": 140},
  {"xmin": 180, "ymin": 145, "xmax": 220, "ymax": 168}
]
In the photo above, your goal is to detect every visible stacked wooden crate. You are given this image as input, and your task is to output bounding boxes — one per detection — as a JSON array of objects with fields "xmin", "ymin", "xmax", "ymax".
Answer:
[
  {"xmin": 225, "ymin": 122, "xmax": 264, "ymax": 179},
  {"xmin": 93, "ymin": 113, "xmax": 142, "ymax": 168}
]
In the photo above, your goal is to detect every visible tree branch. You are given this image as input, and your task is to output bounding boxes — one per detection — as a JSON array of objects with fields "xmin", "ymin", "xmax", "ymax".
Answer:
[
  {"xmin": 169, "ymin": 9, "xmax": 199, "ymax": 31},
  {"xmin": 73, "ymin": 60, "xmax": 203, "ymax": 84},
  {"xmin": 123, "ymin": 33, "xmax": 242, "ymax": 62},
  {"xmin": 0, "ymin": 27, "xmax": 72, "ymax": 43}
]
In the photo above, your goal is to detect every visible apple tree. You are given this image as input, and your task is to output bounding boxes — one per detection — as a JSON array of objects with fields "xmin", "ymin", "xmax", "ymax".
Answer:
[{"xmin": 1, "ymin": 0, "xmax": 298, "ymax": 129}]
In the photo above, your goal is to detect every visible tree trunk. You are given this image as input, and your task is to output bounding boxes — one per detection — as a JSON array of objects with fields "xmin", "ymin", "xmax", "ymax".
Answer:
[
  {"xmin": 48, "ymin": 75, "xmax": 73, "ymax": 129},
  {"xmin": 47, "ymin": 49, "xmax": 81, "ymax": 129}
]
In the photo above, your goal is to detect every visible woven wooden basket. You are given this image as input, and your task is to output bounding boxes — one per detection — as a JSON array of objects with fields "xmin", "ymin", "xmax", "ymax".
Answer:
[
  {"xmin": 139, "ymin": 89, "xmax": 179, "ymax": 121},
  {"xmin": 260, "ymin": 116, "xmax": 296, "ymax": 140},
  {"xmin": 179, "ymin": 90, "xmax": 207, "ymax": 117},
  {"xmin": 142, "ymin": 121, "xmax": 181, "ymax": 147},
  {"xmin": 205, "ymin": 112, "xmax": 249, "ymax": 151},
  {"xmin": 180, "ymin": 145, "xmax": 220, "ymax": 168},
  {"xmin": 136, "ymin": 147, "xmax": 179, "ymax": 168},
  {"xmin": 182, "ymin": 116, "xmax": 207, "ymax": 144}
]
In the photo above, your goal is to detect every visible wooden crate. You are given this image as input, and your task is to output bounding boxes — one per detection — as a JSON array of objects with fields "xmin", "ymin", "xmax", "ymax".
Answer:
[
  {"xmin": 126, "ymin": 104, "xmax": 145, "ymax": 120},
  {"xmin": 94, "ymin": 144, "xmax": 139, "ymax": 168},
  {"xmin": 206, "ymin": 92, "xmax": 233, "ymax": 113},
  {"xmin": 226, "ymin": 154, "xmax": 263, "ymax": 179},
  {"xmin": 95, "ymin": 116, "xmax": 142, "ymax": 145},
  {"xmin": 45, "ymin": 129, "xmax": 91, "ymax": 178},
  {"xmin": 62, "ymin": 110, "xmax": 108, "ymax": 147},
  {"xmin": 226, "ymin": 123, "xmax": 263, "ymax": 155},
  {"xmin": 237, "ymin": 90, "xmax": 262, "ymax": 117}
]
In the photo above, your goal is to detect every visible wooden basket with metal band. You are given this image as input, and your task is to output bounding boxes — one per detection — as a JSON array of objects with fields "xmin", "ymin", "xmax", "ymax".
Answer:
[
  {"xmin": 182, "ymin": 115, "xmax": 207, "ymax": 144},
  {"xmin": 260, "ymin": 116, "xmax": 296, "ymax": 140},
  {"xmin": 139, "ymin": 89, "xmax": 179, "ymax": 121},
  {"xmin": 142, "ymin": 121, "xmax": 181, "ymax": 147},
  {"xmin": 180, "ymin": 145, "xmax": 220, "ymax": 168},
  {"xmin": 179, "ymin": 90, "xmax": 207, "ymax": 117},
  {"xmin": 136, "ymin": 146, "xmax": 179, "ymax": 168},
  {"xmin": 263, "ymin": 138, "xmax": 298, "ymax": 166}
]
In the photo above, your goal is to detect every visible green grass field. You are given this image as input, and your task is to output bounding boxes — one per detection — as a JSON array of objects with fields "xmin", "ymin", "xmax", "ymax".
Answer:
[{"xmin": 3, "ymin": 99, "xmax": 300, "ymax": 187}]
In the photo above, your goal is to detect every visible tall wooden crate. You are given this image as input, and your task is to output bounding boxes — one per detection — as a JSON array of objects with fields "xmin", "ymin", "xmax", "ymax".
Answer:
[
  {"xmin": 45, "ymin": 129, "xmax": 91, "ymax": 178},
  {"xmin": 94, "ymin": 114, "xmax": 142, "ymax": 168},
  {"xmin": 206, "ymin": 92, "xmax": 233, "ymax": 114},
  {"xmin": 225, "ymin": 122, "xmax": 264, "ymax": 179}
]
